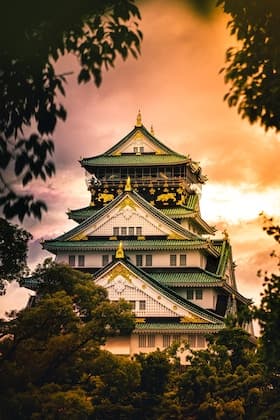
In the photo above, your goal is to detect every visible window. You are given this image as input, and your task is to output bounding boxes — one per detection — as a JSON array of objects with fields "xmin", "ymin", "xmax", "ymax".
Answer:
[
  {"xmin": 187, "ymin": 288, "xmax": 203, "ymax": 300},
  {"xmin": 121, "ymin": 226, "xmax": 127, "ymax": 235},
  {"xmin": 163, "ymin": 334, "xmax": 171, "ymax": 347},
  {"xmin": 129, "ymin": 300, "xmax": 136, "ymax": 310},
  {"xmin": 139, "ymin": 300, "xmax": 146, "ymax": 310},
  {"xmin": 133, "ymin": 146, "xmax": 144, "ymax": 154},
  {"xmin": 139, "ymin": 335, "xmax": 146, "ymax": 347},
  {"xmin": 188, "ymin": 334, "xmax": 196, "ymax": 347},
  {"xmin": 139, "ymin": 334, "xmax": 155, "ymax": 348},
  {"xmin": 195, "ymin": 289, "xmax": 203, "ymax": 300},
  {"xmin": 180, "ymin": 254, "xmax": 187, "ymax": 266},
  {"xmin": 172, "ymin": 334, "xmax": 180, "ymax": 343},
  {"xmin": 128, "ymin": 226, "xmax": 134, "ymax": 235},
  {"xmin": 68, "ymin": 255, "xmax": 75, "ymax": 266},
  {"xmin": 136, "ymin": 255, "xmax": 143, "ymax": 266},
  {"xmin": 136, "ymin": 226, "xmax": 142, "ymax": 236},
  {"xmin": 145, "ymin": 254, "xmax": 153, "ymax": 266},
  {"xmin": 102, "ymin": 255, "xmax": 109, "ymax": 266},
  {"xmin": 147, "ymin": 334, "xmax": 155, "ymax": 347},
  {"xmin": 170, "ymin": 254, "xmax": 177, "ymax": 266},
  {"xmin": 78, "ymin": 255, "xmax": 85, "ymax": 267},
  {"xmin": 113, "ymin": 227, "xmax": 119, "ymax": 236},
  {"xmin": 186, "ymin": 289, "xmax": 194, "ymax": 300},
  {"xmin": 197, "ymin": 335, "xmax": 206, "ymax": 348}
]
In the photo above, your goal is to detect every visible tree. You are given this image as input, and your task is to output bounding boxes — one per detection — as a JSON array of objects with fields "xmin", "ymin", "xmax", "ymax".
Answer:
[
  {"xmin": 176, "ymin": 327, "xmax": 264, "ymax": 419},
  {"xmin": 0, "ymin": 218, "xmax": 31, "ymax": 293},
  {"xmin": 0, "ymin": 261, "xmax": 139, "ymax": 419},
  {"xmin": 255, "ymin": 216, "xmax": 280, "ymax": 378},
  {"xmin": 0, "ymin": 1, "xmax": 142, "ymax": 221},
  {"xmin": 218, "ymin": 0, "xmax": 280, "ymax": 131}
]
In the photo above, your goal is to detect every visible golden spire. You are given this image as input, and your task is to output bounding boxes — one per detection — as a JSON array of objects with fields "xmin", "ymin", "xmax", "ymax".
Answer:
[
  {"xmin": 150, "ymin": 125, "xmax": 154, "ymax": 135},
  {"xmin": 124, "ymin": 176, "xmax": 132, "ymax": 191},
  {"xmin": 136, "ymin": 110, "xmax": 142, "ymax": 127},
  {"xmin": 115, "ymin": 241, "xmax": 124, "ymax": 259},
  {"xmin": 222, "ymin": 229, "xmax": 229, "ymax": 241}
]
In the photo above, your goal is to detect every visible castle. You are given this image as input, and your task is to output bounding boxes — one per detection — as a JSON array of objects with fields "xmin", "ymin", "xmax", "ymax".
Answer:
[{"xmin": 43, "ymin": 112, "xmax": 254, "ymax": 361}]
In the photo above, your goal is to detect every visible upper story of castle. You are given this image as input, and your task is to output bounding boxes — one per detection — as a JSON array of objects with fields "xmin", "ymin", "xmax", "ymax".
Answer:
[{"xmin": 79, "ymin": 111, "xmax": 207, "ymax": 211}]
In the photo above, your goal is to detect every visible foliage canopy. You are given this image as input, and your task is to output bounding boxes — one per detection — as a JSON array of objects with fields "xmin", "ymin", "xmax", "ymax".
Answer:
[
  {"xmin": 219, "ymin": 0, "xmax": 280, "ymax": 131},
  {"xmin": 0, "ymin": 1, "xmax": 142, "ymax": 221},
  {"xmin": 0, "ymin": 218, "xmax": 31, "ymax": 293}
]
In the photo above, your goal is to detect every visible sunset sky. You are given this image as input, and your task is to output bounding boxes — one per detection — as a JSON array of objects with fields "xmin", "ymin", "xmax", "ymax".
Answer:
[{"xmin": 1, "ymin": 0, "xmax": 280, "ymax": 316}]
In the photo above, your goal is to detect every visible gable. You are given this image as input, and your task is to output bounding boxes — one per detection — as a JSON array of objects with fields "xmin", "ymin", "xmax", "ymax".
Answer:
[
  {"xmin": 63, "ymin": 192, "xmax": 197, "ymax": 242},
  {"xmin": 76, "ymin": 196, "xmax": 184, "ymax": 239},
  {"xmin": 113, "ymin": 129, "xmax": 166, "ymax": 155},
  {"xmin": 94, "ymin": 261, "xmax": 219, "ymax": 324}
]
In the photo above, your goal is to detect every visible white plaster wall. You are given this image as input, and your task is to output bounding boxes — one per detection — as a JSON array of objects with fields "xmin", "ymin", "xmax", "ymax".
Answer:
[
  {"xmin": 55, "ymin": 249, "xmax": 207, "ymax": 269},
  {"xmin": 175, "ymin": 287, "xmax": 218, "ymax": 310}
]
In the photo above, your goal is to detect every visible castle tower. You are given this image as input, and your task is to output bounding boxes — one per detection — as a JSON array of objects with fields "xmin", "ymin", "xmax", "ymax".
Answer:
[{"xmin": 43, "ymin": 114, "xmax": 254, "ymax": 361}]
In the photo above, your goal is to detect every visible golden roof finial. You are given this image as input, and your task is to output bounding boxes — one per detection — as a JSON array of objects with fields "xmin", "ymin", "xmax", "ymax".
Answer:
[
  {"xmin": 222, "ymin": 229, "xmax": 229, "ymax": 241},
  {"xmin": 125, "ymin": 176, "xmax": 132, "ymax": 191},
  {"xmin": 150, "ymin": 124, "xmax": 154, "ymax": 135},
  {"xmin": 136, "ymin": 110, "xmax": 142, "ymax": 127},
  {"xmin": 115, "ymin": 241, "xmax": 124, "ymax": 259}
]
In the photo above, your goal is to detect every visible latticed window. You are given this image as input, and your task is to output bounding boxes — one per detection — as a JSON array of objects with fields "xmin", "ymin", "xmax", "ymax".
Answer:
[
  {"xmin": 102, "ymin": 255, "xmax": 109, "ymax": 266},
  {"xmin": 136, "ymin": 255, "xmax": 143, "ymax": 266},
  {"xmin": 129, "ymin": 300, "xmax": 136, "ymax": 310},
  {"xmin": 139, "ymin": 334, "xmax": 155, "ymax": 348},
  {"xmin": 186, "ymin": 288, "xmax": 194, "ymax": 300},
  {"xmin": 121, "ymin": 227, "xmax": 127, "ymax": 235},
  {"xmin": 172, "ymin": 334, "xmax": 180, "ymax": 343},
  {"xmin": 139, "ymin": 300, "xmax": 146, "ymax": 310},
  {"xmin": 128, "ymin": 226, "xmax": 134, "ymax": 235},
  {"xmin": 188, "ymin": 334, "xmax": 196, "ymax": 347},
  {"xmin": 163, "ymin": 334, "xmax": 171, "ymax": 347},
  {"xmin": 68, "ymin": 255, "xmax": 75, "ymax": 266},
  {"xmin": 145, "ymin": 254, "xmax": 152, "ymax": 266},
  {"xmin": 113, "ymin": 227, "xmax": 119, "ymax": 236},
  {"xmin": 147, "ymin": 334, "xmax": 155, "ymax": 347},
  {"xmin": 139, "ymin": 335, "xmax": 146, "ymax": 348},
  {"xmin": 78, "ymin": 255, "xmax": 85, "ymax": 267},
  {"xmin": 136, "ymin": 226, "xmax": 142, "ymax": 235},
  {"xmin": 195, "ymin": 289, "xmax": 203, "ymax": 300},
  {"xmin": 180, "ymin": 254, "xmax": 187, "ymax": 266},
  {"xmin": 170, "ymin": 254, "xmax": 177, "ymax": 266},
  {"xmin": 197, "ymin": 335, "xmax": 206, "ymax": 348}
]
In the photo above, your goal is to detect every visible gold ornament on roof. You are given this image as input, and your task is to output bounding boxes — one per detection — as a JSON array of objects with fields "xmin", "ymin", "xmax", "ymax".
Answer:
[
  {"xmin": 222, "ymin": 229, "xmax": 229, "ymax": 241},
  {"xmin": 108, "ymin": 265, "xmax": 131, "ymax": 282},
  {"xmin": 136, "ymin": 110, "xmax": 142, "ymax": 127},
  {"xmin": 150, "ymin": 125, "xmax": 154, "ymax": 135},
  {"xmin": 115, "ymin": 241, "xmax": 125, "ymax": 259},
  {"xmin": 125, "ymin": 176, "xmax": 132, "ymax": 191},
  {"xmin": 118, "ymin": 196, "xmax": 137, "ymax": 210}
]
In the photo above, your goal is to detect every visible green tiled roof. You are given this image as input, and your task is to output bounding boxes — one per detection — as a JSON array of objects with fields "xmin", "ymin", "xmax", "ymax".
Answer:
[
  {"xmin": 67, "ymin": 206, "xmax": 98, "ymax": 222},
  {"xmin": 43, "ymin": 239, "xmax": 218, "ymax": 256},
  {"xmin": 160, "ymin": 208, "xmax": 195, "ymax": 218},
  {"xmin": 185, "ymin": 194, "xmax": 199, "ymax": 211},
  {"xmin": 151, "ymin": 270, "xmax": 223, "ymax": 287},
  {"xmin": 215, "ymin": 240, "xmax": 231, "ymax": 276},
  {"xmin": 135, "ymin": 323, "xmax": 224, "ymax": 332},
  {"xmin": 81, "ymin": 154, "xmax": 188, "ymax": 167},
  {"xmin": 148, "ymin": 269, "xmax": 250, "ymax": 303},
  {"xmin": 82, "ymin": 125, "xmax": 185, "ymax": 162}
]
